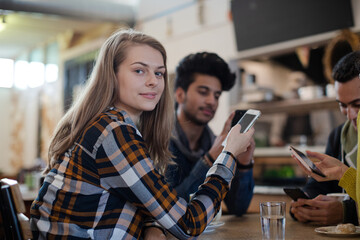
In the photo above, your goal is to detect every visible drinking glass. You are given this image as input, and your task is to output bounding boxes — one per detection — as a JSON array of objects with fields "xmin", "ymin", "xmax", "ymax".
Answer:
[{"xmin": 260, "ymin": 201, "xmax": 286, "ymax": 240}]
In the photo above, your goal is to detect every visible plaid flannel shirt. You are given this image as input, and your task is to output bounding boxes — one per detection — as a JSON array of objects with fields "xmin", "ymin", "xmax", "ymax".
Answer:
[{"xmin": 30, "ymin": 107, "xmax": 236, "ymax": 239}]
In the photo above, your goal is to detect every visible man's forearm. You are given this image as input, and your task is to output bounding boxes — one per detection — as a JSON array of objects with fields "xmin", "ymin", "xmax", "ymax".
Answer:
[{"xmin": 224, "ymin": 169, "xmax": 254, "ymax": 216}]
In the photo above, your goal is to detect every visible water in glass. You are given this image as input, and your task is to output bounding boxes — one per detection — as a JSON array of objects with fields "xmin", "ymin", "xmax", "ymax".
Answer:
[{"xmin": 261, "ymin": 215, "xmax": 285, "ymax": 239}]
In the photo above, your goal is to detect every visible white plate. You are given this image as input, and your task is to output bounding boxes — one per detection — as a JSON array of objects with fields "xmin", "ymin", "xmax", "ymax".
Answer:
[{"xmin": 315, "ymin": 226, "xmax": 360, "ymax": 237}]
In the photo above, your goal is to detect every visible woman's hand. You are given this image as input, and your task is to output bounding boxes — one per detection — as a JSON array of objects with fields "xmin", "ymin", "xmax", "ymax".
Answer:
[
  {"xmin": 236, "ymin": 138, "xmax": 255, "ymax": 166},
  {"xmin": 223, "ymin": 124, "xmax": 254, "ymax": 157},
  {"xmin": 292, "ymin": 150, "xmax": 349, "ymax": 181},
  {"xmin": 308, "ymin": 151, "xmax": 349, "ymax": 181}
]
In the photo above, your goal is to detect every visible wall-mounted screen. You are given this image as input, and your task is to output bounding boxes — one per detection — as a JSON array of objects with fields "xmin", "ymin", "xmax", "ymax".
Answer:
[{"xmin": 231, "ymin": 0, "xmax": 354, "ymax": 51}]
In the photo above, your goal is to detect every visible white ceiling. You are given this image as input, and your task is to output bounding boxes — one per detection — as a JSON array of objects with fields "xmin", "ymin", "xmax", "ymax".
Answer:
[
  {"xmin": 0, "ymin": 13, "xmax": 107, "ymax": 59},
  {"xmin": 0, "ymin": 0, "xmax": 138, "ymax": 59}
]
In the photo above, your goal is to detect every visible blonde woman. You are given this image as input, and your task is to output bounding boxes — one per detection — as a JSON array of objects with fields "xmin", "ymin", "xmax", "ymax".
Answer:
[{"xmin": 30, "ymin": 29, "xmax": 254, "ymax": 239}]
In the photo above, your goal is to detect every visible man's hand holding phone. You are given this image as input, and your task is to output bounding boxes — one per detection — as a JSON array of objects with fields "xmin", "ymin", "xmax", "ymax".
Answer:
[{"xmin": 290, "ymin": 195, "xmax": 344, "ymax": 225}]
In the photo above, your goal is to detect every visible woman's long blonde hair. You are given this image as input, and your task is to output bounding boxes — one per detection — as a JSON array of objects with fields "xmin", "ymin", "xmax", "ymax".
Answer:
[{"xmin": 46, "ymin": 28, "xmax": 174, "ymax": 174}]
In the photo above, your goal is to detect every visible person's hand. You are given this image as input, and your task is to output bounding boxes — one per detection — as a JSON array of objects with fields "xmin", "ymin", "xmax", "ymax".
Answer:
[
  {"xmin": 223, "ymin": 124, "xmax": 254, "ymax": 157},
  {"xmin": 291, "ymin": 151, "xmax": 349, "ymax": 181},
  {"xmin": 290, "ymin": 195, "xmax": 343, "ymax": 225},
  {"xmin": 235, "ymin": 138, "xmax": 255, "ymax": 167},
  {"xmin": 208, "ymin": 112, "xmax": 235, "ymax": 160},
  {"xmin": 307, "ymin": 151, "xmax": 349, "ymax": 181},
  {"xmin": 143, "ymin": 227, "xmax": 166, "ymax": 240}
]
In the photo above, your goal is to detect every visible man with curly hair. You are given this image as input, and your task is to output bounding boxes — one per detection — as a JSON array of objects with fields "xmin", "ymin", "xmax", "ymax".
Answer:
[{"xmin": 166, "ymin": 52, "xmax": 255, "ymax": 216}]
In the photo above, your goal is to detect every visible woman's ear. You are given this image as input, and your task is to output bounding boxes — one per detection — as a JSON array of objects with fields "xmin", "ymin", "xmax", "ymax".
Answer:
[{"xmin": 175, "ymin": 87, "xmax": 185, "ymax": 104}]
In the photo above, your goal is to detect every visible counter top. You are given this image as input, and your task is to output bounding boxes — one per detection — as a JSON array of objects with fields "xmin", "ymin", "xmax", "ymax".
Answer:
[{"xmin": 167, "ymin": 213, "xmax": 355, "ymax": 239}]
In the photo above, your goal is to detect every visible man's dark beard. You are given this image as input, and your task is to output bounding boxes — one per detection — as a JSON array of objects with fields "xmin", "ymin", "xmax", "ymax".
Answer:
[{"xmin": 183, "ymin": 108, "xmax": 208, "ymax": 126}]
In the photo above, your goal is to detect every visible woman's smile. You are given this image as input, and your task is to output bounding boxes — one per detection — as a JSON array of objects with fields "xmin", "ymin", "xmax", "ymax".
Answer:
[{"xmin": 140, "ymin": 92, "xmax": 157, "ymax": 99}]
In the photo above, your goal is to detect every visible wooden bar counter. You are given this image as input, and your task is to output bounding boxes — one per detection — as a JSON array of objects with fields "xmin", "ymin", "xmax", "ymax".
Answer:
[{"xmin": 168, "ymin": 213, "xmax": 357, "ymax": 239}]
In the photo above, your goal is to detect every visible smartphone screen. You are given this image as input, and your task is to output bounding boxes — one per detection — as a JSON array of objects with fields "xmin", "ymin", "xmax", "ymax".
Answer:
[
  {"xmin": 289, "ymin": 146, "xmax": 326, "ymax": 177},
  {"xmin": 237, "ymin": 112, "xmax": 259, "ymax": 133}
]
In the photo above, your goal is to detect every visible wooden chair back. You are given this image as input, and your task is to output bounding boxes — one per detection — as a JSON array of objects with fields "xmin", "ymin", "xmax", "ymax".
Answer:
[{"xmin": 0, "ymin": 178, "xmax": 33, "ymax": 240}]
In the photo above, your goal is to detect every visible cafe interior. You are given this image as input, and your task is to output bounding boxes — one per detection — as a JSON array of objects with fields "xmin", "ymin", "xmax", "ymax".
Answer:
[{"xmin": 0, "ymin": 0, "xmax": 360, "ymax": 239}]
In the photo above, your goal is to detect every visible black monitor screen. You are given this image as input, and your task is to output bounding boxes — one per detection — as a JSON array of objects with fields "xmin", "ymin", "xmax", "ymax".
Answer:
[{"xmin": 231, "ymin": 0, "xmax": 354, "ymax": 51}]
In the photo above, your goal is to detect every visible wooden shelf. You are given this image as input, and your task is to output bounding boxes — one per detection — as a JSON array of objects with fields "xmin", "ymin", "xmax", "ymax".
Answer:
[{"xmin": 232, "ymin": 97, "xmax": 338, "ymax": 114}]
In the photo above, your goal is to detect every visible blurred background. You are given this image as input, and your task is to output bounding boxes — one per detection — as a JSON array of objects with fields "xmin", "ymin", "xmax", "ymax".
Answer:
[{"xmin": 0, "ymin": 0, "xmax": 359, "ymax": 201}]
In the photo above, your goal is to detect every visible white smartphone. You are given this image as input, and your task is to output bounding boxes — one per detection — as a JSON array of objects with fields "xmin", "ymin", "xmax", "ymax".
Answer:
[
  {"xmin": 289, "ymin": 145, "xmax": 326, "ymax": 177},
  {"xmin": 236, "ymin": 109, "xmax": 261, "ymax": 133},
  {"xmin": 221, "ymin": 109, "xmax": 260, "ymax": 147}
]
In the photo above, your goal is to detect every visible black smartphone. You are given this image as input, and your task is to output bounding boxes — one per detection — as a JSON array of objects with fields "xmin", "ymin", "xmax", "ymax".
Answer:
[
  {"xmin": 283, "ymin": 187, "xmax": 310, "ymax": 201},
  {"xmin": 231, "ymin": 110, "xmax": 247, "ymax": 127},
  {"xmin": 289, "ymin": 145, "xmax": 326, "ymax": 178}
]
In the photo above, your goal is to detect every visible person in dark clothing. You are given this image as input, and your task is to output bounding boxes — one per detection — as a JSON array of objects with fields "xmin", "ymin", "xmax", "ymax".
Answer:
[
  {"xmin": 290, "ymin": 51, "xmax": 359, "ymax": 226},
  {"xmin": 165, "ymin": 52, "xmax": 255, "ymax": 216}
]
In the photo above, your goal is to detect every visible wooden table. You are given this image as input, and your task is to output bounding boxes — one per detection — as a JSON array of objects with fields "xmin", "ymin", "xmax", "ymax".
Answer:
[{"xmin": 168, "ymin": 213, "xmax": 357, "ymax": 239}]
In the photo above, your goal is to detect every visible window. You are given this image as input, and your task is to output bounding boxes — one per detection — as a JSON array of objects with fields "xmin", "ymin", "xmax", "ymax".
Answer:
[
  {"xmin": 14, "ymin": 60, "xmax": 29, "ymax": 89},
  {"xmin": 0, "ymin": 58, "xmax": 14, "ymax": 88},
  {"xmin": 45, "ymin": 64, "xmax": 58, "ymax": 83},
  {"xmin": 28, "ymin": 62, "xmax": 45, "ymax": 88}
]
